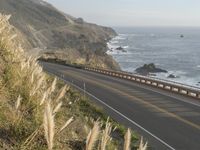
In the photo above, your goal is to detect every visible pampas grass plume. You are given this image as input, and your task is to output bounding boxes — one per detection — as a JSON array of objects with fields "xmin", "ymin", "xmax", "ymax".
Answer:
[
  {"xmin": 86, "ymin": 121, "xmax": 100, "ymax": 150},
  {"xmin": 59, "ymin": 117, "xmax": 74, "ymax": 133},
  {"xmin": 123, "ymin": 128, "xmax": 131, "ymax": 150},
  {"xmin": 44, "ymin": 102, "xmax": 55, "ymax": 150},
  {"xmin": 15, "ymin": 95, "xmax": 22, "ymax": 110},
  {"xmin": 138, "ymin": 137, "xmax": 148, "ymax": 150},
  {"xmin": 100, "ymin": 118, "xmax": 112, "ymax": 150}
]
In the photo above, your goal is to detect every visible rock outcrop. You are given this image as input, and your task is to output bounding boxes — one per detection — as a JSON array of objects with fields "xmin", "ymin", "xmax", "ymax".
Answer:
[
  {"xmin": 135, "ymin": 63, "xmax": 168, "ymax": 75},
  {"xmin": 168, "ymin": 74, "xmax": 176, "ymax": 78},
  {"xmin": 116, "ymin": 47, "xmax": 127, "ymax": 52}
]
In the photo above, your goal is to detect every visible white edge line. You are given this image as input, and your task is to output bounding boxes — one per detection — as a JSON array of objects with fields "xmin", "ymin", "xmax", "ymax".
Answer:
[
  {"xmin": 82, "ymin": 68, "xmax": 200, "ymax": 108},
  {"xmin": 43, "ymin": 62, "xmax": 200, "ymax": 107},
  {"xmin": 47, "ymin": 70, "xmax": 176, "ymax": 150},
  {"xmin": 130, "ymin": 80, "xmax": 200, "ymax": 107}
]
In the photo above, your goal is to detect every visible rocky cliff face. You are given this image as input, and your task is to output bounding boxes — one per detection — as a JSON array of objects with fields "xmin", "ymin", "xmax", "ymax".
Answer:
[{"xmin": 0, "ymin": 0, "xmax": 120, "ymax": 70}]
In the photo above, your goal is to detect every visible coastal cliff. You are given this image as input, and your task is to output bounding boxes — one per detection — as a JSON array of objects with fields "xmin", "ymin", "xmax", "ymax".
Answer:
[{"xmin": 0, "ymin": 0, "xmax": 120, "ymax": 70}]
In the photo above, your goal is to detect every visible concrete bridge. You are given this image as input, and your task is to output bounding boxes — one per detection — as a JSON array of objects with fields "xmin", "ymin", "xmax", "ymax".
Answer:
[{"xmin": 41, "ymin": 61, "xmax": 200, "ymax": 150}]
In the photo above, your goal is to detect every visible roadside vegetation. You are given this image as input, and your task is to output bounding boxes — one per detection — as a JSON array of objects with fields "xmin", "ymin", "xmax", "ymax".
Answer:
[{"xmin": 0, "ymin": 13, "xmax": 147, "ymax": 150}]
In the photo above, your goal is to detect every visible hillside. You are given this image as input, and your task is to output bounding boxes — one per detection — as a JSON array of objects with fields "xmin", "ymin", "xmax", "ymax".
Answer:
[
  {"xmin": 0, "ymin": 0, "xmax": 120, "ymax": 70},
  {"xmin": 0, "ymin": 13, "xmax": 147, "ymax": 150}
]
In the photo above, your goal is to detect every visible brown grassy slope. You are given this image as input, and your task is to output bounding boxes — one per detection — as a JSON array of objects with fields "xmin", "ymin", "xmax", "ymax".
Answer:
[
  {"xmin": 0, "ymin": 0, "xmax": 120, "ymax": 70},
  {"xmin": 0, "ymin": 14, "xmax": 147, "ymax": 150}
]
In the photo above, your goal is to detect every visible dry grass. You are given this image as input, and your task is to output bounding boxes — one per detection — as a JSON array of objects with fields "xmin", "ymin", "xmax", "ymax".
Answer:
[
  {"xmin": 86, "ymin": 121, "xmax": 100, "ymax": 150},
  {"xmin": 59, "ymin": 116, "xmax": 74, "ymax": 133},
  {"xmin": 0, "ymin": 13, "xmax": 148, "ymax": 150},
  {"xmin": 44, "ymin": 101, "xmax": 55, "ymax": 150},
  {"xmin": 124, "ymin": 128, "xmax": 131, "ymax": 150},
  {"xmin": 0, "ymin": 13, "xmax": 74, "ymax": 149},
  {"xmin": 138, "ymin": 137, "xmax": 148, "ymax": 150},
  {"xmin": 15, "ymin": 95, "xmax": 22, "ymax": 110},
  {"xmin": 100, "ymin": 118, "xmax": 112, "ymax": 150}
]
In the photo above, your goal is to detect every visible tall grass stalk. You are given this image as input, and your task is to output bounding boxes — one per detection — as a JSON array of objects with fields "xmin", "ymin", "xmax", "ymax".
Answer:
[
  {"xmin": 53, "ymin": 101, "xmax": 63, "ymax": 114},
  {"xmin": 138, "ymin": 137, "xmax": 148, "ymax": 150},
  {"xmin": 55, "ymin": 85, "xmax": 68, "ymax": 102},
  {"xmin": 100, "ymin": 118, "xmax": 112, "ymax": 150},
  {"xmin": 86, "ymin": 121, "xmax": 100, "ymax": 150},
  {"xmin": 44, "ymin": 102, "xmax": 55, "ymax": 150},
  {"xmin": 15, "ymin": 95, "xmax": 22, "ymax": 110},
  {"xmin": 123, "ymin": 128, "xmax": 131, "ymax": 150},
  {"xmin": 59, "ymin": 117, "xmax": 74, "ymax": 133},
  {"xmin": 50, "ymin": 78, "xmax": 57, "ymax": 93},
  {"xmin": 40, "ymin": 91, "xmax": 48, "ymax": 105}
]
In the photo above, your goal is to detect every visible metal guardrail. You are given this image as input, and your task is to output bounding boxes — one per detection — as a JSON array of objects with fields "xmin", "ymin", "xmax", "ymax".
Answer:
[
  {"xmin": 84, "ymin": 67, "xmax": 200, "ymax": 100},
  {"xmin": 40, "ymin": 60, "xmax": 200, "ymax": 100}
]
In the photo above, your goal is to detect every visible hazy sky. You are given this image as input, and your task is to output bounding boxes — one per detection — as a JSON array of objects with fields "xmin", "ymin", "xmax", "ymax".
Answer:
[{"xmin": 46, "ymin": 0, "xmax": 200, "ymax": 27}]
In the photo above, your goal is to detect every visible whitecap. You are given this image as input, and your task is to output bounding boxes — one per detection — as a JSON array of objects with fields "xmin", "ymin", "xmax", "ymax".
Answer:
[
  {"xmin": 113, "ymin": 36, "xmax": 126, "ymax": 40},
  {"xmin": 119, "ymin": 34, "xmax": 127, "ymax": 36},
  {"xmin": 123, "ymin": 46, "xmax": 129, "ymax": 49},
  {"xmin": 110, "ymin": 40, "xmax": 119, "ymax": 44},
  {"xmin": 151, "ymin": 70, "xmax": 200, "ymax": 88}
]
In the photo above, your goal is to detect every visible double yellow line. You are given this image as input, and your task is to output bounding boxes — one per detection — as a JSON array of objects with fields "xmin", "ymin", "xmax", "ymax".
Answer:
[{"xmin": 61, "ymin": 69, "xmax": 200, "ymax": 131}]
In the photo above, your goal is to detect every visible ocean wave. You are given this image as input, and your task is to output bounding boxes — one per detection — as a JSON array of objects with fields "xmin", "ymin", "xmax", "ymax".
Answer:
[
  {"xmin": 123, "ymin": 46, "xmax": 129, "ymax": 49},
  {"xmin": 119, "ymin": 33, "xmax": 127, "ymax": 36},
  {"xmin": 113, "ymin": 36, "xmax": 126, "ymax": 40},
  {"xmin": 110, "ymin": 40, "xmax": 119, "ymax": 44},
  {"xmin": 151, "ymin": 70, "xmax": 200, "ymax": 87},
  {"xmin": 106, "ymin": 51, "xmax": 130, "ymax": 55},
  {"xmin": 107, "ymin": 42, "xmax": 120, "ymax": 49}
]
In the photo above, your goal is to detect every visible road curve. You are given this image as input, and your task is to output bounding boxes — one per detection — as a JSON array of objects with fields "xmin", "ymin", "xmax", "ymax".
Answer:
[{"xmin": 41, "ymin": 62, "xmax": 200, "ymax": 150}]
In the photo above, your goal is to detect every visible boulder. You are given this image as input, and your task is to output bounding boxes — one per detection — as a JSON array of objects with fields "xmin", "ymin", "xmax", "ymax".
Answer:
[
  {"xmin": 135, "ymin": 63, "xmax": 168, "ymax": 75},
  {"xmin": 116, "ymin": 46, "xmax": 127, "ymax": 52},
  {"xmin": 116, "ymin": 46, "xmax": 123, "ymax": 50},
  {"xmin": 168, "ymin": 74, "xmax": 176, "ymax": 78}
]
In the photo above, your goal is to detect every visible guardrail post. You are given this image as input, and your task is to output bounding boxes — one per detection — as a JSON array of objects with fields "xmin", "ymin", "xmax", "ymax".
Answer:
[
  {"xmin": 84, "ymin": 67, "xmax": 200, "ymax": 100},
  {"xmin": 146, "ymin": 81, "xmax": 151, "ymax": 84},
  {"xmin": 164, "ymin": 85, "xmax": 171, "ymax": 90}
]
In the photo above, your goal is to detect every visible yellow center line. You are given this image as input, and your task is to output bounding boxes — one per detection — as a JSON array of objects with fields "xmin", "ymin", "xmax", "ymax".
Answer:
[{"xmin": 61, "ymin": 69, "xmax": 200, "ymax": 130}]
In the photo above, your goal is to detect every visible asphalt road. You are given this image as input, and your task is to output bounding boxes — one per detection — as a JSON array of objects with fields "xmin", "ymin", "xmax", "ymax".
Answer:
[{"xmin": 41, "ymin": 62, "xmax": 200, "ymax": 150}]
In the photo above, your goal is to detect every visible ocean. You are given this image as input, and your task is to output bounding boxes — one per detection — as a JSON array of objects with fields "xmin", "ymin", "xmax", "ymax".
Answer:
[{"xmin": 107, "ymin": 27, "xmax": 200, "ymax": 87}]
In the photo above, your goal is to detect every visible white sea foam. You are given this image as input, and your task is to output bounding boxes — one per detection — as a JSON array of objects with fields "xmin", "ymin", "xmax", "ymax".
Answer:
[
  {"xmin": 110, "ymin": 40, "xmax": 119, "ymax": 44},
  {"xmin": 123, "ymin": 46, "xmax": 129, "ymax": 49},
  {"xmin": 106, "ymin": 50, "xmax": 130, "ymax": 55},
  {"xmin": 113, "ymin": 36, "xmax": 126, "ymax": 40},
  {"xmin": 107, "ymin": 42, "xmax": 119, "ymax": 50},
  {"xmin": 107, "ymin": 28, "xmax": 200, "ymax": 88},
  {"xmin": 152, "ymin": 71, "xmax": 200, "ymax": 87},
  {"xmin": 119, "ymin": 34, "xmax": 127, "ymax": 36}
]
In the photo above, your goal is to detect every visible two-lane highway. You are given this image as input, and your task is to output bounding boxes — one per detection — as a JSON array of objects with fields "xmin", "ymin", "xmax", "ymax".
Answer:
[{"xmin": 42, "ymin": 62, "xmax": 200, "ymax": 150}]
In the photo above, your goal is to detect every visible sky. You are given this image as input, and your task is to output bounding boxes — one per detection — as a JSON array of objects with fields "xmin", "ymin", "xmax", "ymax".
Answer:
[{"xmin": 45, "ymin": 0, "xmax": 200, "ymax": 27}]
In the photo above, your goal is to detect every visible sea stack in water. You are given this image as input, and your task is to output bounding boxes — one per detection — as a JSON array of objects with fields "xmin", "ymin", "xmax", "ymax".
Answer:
[
  {"xmin": 168, "ymin": 74, "xmax": 177, "ymax": 78},
  {"xmin": 135, "ymin": 63, "xmax": 168, "ymax": 75},
  {"xmin": 116, "ymin": 46, "xmax": 127, "ymax": 52}
]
